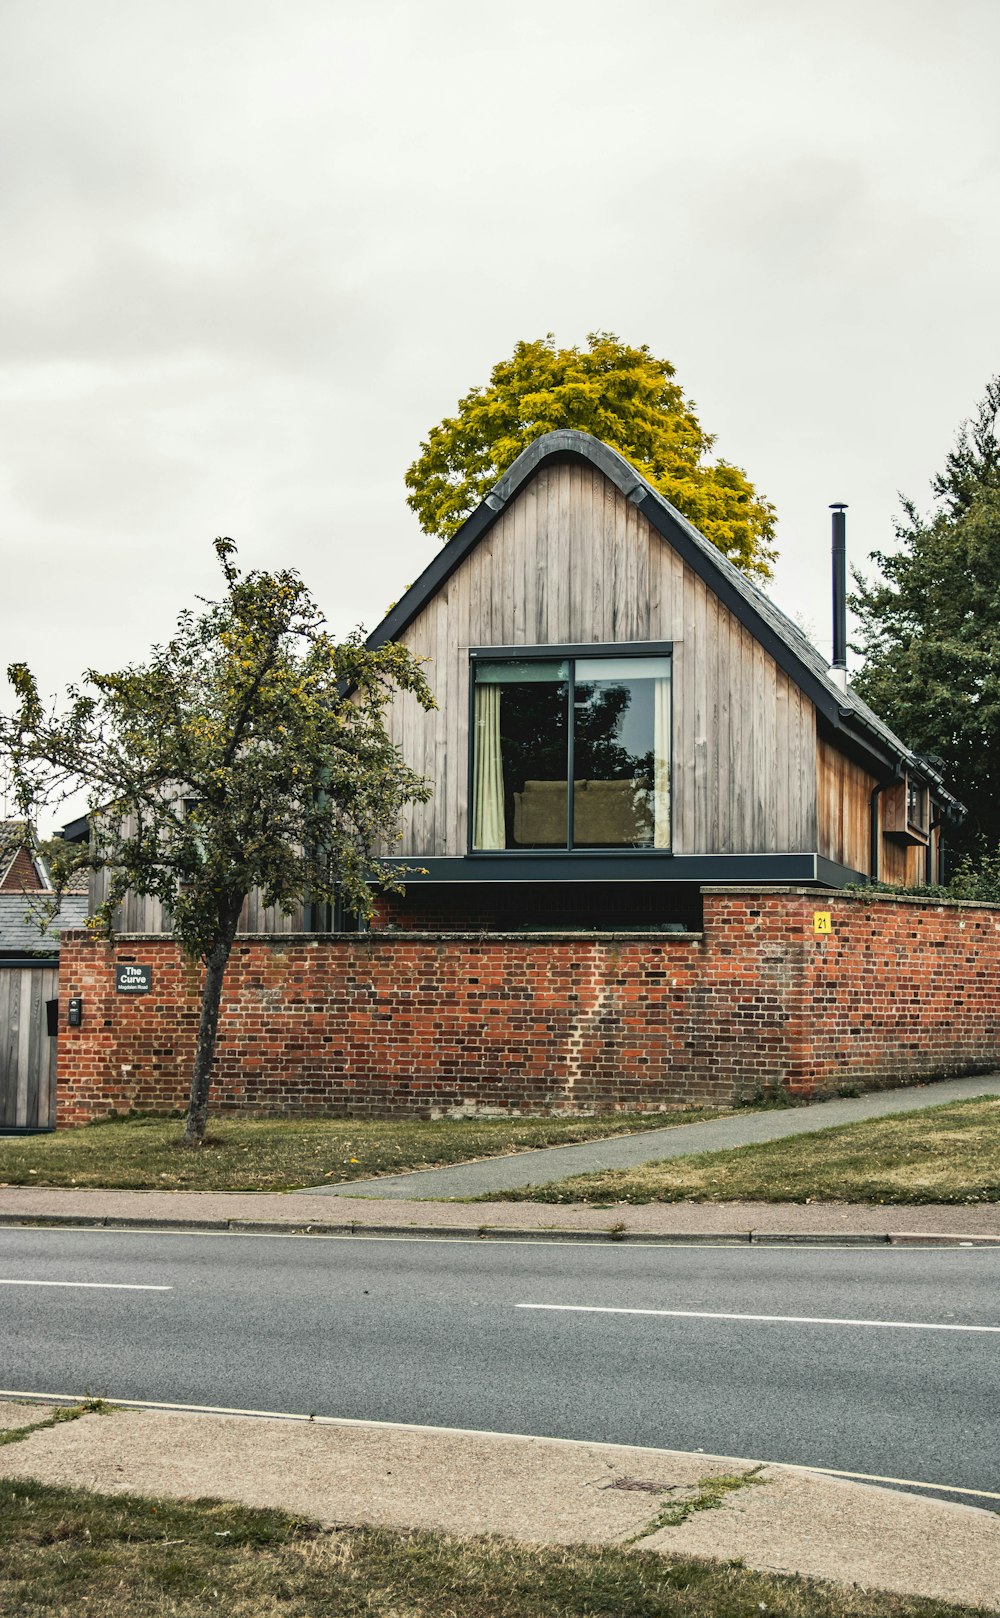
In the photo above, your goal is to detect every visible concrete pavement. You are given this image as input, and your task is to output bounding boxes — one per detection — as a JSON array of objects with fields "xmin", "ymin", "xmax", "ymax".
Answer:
[
  {"xmin": 2, "ymin": 1183, "xmax": 1000, "ymax": 1241},
  {"xmin": 1, "ymin": 1399, "xmax": 998, "ymax": 1610}
]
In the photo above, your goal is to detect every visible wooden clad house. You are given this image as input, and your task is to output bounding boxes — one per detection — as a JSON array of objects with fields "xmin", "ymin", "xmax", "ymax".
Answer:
[
  {"xmin": 360, "ymin": 429, "xmax": 959, "ymax": 928},
  {"xmin": 79, "ymin": 429, "xmax": 961, "ymax": 937},
  {"xmin": 49, "ymin": 432, "xmax": 985, "ymax": 1127}
]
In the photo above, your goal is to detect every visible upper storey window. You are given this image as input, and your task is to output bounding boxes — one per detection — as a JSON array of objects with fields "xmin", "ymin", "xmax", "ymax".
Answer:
[
  {"xmin": 907, "ymin": 776, "xmax": 929, "ymax": 834},
  {"xmin": 471, "ymin": 650, "xmax": 671, "ymax": 852}
]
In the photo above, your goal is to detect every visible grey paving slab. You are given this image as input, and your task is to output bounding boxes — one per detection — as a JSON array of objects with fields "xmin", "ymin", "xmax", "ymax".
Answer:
[
  {"xmin": 4, "ymin": 1406, "xmax": 999, "ymax": 1609},
  {"xmin": 3, "ymin": 1184, "xmax": 1000, "ymax": 1239},
  {"xmin": 298, "ymin": 1074, "xmax": 1000, "ymax": 1198}
]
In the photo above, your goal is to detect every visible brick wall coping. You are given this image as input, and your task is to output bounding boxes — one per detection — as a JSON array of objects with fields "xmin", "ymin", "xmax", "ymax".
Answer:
[
  {"xmin": 700, "ymin": 885, "xmax": 1000, "ymax": 912},
  {"xmin": 700, "ymin": 885, "xmax": 841, "ymax": 896},
  {"xmin": 59, "ymin": 929, "xmax": 705, "ymax": 947}
]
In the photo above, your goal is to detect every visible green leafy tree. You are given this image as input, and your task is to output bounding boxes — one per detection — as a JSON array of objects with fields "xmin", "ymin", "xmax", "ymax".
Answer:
[
  {"xmin": 405, "ymin": 332, "xmax": 777, "ymax": 577},
  {"xmin": 1, "ymin": 539, "xmax": 434, "ymax": 1144},
  {"xmin": 851, "ymin": 379, "xmax": 1000, "ymax": 852}
]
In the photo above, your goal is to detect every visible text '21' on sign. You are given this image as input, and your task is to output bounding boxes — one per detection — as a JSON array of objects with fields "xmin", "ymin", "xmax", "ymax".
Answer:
[
  {"xmin": 115, "ymin": 964, "xmax": 153, "ymax": 994},
  {"xmin": 813, "ymin": 912, "xmax": 833, "ymax": 935}
]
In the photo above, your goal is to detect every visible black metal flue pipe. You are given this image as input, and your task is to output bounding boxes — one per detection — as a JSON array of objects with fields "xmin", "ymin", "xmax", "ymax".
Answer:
[{"xmin": 830, "ymin": 503, "xmax": 848, "ymax": 672}]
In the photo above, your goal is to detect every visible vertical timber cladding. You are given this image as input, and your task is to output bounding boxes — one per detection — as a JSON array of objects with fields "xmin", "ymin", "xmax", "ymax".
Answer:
[
  {"xmin": 814, "ymin": 738, "xmax": 939, "ymax": 885},
  {"xmin": 383, "ymin": 462, "xmax": 819, "ymax": 858},
  {"xmin": 816, "ymin": 735, "xmax": 875, "ymax": 876},
  {"xmin": 0, "ymin": 963, "xmax": 59, "ymax": 1130},
  {"xmin": 90, "ymin": 815, "xmax": 307, "ymax": 935}
]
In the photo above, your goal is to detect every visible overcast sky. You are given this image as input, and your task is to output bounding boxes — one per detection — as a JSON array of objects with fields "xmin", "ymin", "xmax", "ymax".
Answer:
[{"xmin": 3, "ymin": 0, "xmax": 999, "ymax": 821}]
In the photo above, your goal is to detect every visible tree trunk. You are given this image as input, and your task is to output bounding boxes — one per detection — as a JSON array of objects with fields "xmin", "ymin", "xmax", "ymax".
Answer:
[{"xmin": 182, "ymin": 930, "xmax": 235, "ymax": 1146}]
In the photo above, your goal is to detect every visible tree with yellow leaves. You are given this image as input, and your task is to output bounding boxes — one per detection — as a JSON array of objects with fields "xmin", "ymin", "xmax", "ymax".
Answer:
[{"xmin": 406, "ymin": 332, "xmax": 777, "ymax": 577}]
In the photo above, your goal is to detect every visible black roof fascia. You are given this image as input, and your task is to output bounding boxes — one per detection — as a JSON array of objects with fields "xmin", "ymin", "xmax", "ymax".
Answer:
[
  {"xmin": 815, "ymin": 855, "xmax": 868, "ymax": 887},
  {"xmin": 631, "ymin": 492, "xmax": 857, "ymax": 738},
  {"xmin": 813, "ymin": 712, "xmax": 964, "ymax": 823},
  {"xmin": 376, "ymin": 852, "xmax": 863, "ymax": 887},
  {"xmin": 59, "ymin": 815, "xmax": 91, "ymax": 843},
  {"xmin": 367, "ymin": 496, "xmax": 504, "ymax": 651},
  {"xmin": 815, "ymin": 710, "xmax": 902, "ymax": 779}
]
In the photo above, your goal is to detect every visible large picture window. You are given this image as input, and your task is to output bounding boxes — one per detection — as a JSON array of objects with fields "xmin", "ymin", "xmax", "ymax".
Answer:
[{"xmin": 472, "ymin": 650, "xmax": 671, "ymax": 851}]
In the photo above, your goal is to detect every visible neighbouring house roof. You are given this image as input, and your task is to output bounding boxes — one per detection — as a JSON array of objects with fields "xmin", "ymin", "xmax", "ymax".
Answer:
[
  {"xmin": 0, "ymin": 844, "xmax": 43, "ymax": 892},
  {"xmin": 368, "ymin": 429, "xmax": 963, "ymax": 815},
  {"xmin": 0, "ymin": 892, "xmax": 89, "ymax": 957},
  {"xmin": 0, "ymin": 821, "xmax": 49, "ymax": 892},
  {"xmin": 1, "ymin": 819, "xmax": 90, "ymax": 895}
]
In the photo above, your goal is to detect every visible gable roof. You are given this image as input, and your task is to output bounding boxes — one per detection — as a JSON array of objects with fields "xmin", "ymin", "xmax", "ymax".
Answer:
[
  {"xmin": 0, "ymin": 820, "xmax": 48, "ymax": 892},
  {"xmin": 369, "ymin": 429, "xmax": 961, "ymax": 814}
]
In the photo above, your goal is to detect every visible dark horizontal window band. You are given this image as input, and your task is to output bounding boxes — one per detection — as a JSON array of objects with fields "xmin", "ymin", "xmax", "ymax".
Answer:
[{"xmin": 377, "ymin": 853, "xmax": 867, "ymax": 887}]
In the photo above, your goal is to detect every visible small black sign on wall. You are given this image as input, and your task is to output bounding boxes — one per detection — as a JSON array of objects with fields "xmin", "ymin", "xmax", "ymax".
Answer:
[{"xmin": 116, "ymin": 964, "xmax": 152, "ymax": 995}]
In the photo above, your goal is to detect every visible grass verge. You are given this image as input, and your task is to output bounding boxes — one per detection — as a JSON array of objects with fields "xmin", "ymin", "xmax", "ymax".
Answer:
[
  {"xmin": 0, "ymin": 1108, "xmax": 725, "ymax": 1193},
  {"xmin": 477, "ymin": 1097, "xmax": 1000, "ymax": 1206},
  {"xmin": 0, "ymin": 1478, "xmax": 988, "ymax": 1618}
]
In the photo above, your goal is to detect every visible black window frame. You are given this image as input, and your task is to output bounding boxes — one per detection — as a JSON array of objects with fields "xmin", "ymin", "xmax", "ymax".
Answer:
[
  {"xmin": 467, "ymin": 641, "xmax": 673, "ymax": 858},
  {"xmin": 906, "ymin": 775, "xmax": 929, "ymax": 835}
]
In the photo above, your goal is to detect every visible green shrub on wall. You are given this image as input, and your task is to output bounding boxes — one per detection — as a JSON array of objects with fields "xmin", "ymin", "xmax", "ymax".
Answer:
[{"xmin": 852, "ymin": 848, "xmax": 1000, "ymax": 905}]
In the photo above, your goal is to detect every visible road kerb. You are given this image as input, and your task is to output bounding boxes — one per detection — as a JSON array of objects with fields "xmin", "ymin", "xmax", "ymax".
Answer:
[{"xmin": 0, "ymin": 1208, "xmax": 998, "ymax": 1246}]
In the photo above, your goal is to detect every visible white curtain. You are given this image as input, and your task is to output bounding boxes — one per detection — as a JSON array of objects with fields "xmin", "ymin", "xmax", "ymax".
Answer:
[
  {"xmin": 473, "ymin": 684, "xmax": 505, "ymax": 849},
  {"xmin": 653, "ymin": 674, "xmax": 671, "ymax": 849}
]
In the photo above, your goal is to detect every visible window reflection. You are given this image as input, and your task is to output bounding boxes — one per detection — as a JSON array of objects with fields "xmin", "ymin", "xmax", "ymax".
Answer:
[{"xmin": 472, "ymin": 655, "xmax": 670, "ymax": 851}]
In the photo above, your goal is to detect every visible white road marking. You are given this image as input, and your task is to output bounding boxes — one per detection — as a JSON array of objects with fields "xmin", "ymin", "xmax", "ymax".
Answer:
[
  {"xmin": 784, "ymin": 1461, "xmax": 1000, "ymax": 1500},
  {"xmin": 1, "ymin": 1386, "xmax": 998, "ymax": 1504},
  {"xmin": 0, "ymin": 1279, "xmax": 171, "ymax": 1291},
  {"xmin": 516, "ymin": 1302, "xmax": 1000, "ymax": 1334}
]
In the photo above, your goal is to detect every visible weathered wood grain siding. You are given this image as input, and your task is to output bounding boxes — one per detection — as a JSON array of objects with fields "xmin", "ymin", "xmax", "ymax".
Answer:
[
  {"xmin": 816, "ymin": 741, "xmax": 944, "ymax": 883},
  {"xmin": 816, "ymin": 736, "xmax": 873, "ymax": 875},
  {"xmin": 386, "ymin": 462, "xmax": 818, "ymax": 857},
  {"xmin": 0, "ymin": 963, "xmax": 58, "ymax": 1129},
  {"xmin": 879, "ymin": 831, "xmax": 936, "ymax": 886}
]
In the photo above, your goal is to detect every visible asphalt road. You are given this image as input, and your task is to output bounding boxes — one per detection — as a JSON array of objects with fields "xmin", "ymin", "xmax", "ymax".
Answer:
[{"xmin": 2, "ymin": 1228, "xmax": 998, "ymax": 1505}]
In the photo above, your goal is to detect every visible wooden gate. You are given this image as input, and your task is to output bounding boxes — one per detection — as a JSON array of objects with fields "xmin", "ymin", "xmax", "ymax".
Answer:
[{"xmin": 0, "ymin": 961, "xmax": 59, "ymax": 1131}]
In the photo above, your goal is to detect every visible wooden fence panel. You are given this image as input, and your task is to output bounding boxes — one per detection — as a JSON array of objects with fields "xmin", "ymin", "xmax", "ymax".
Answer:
[{"xmin": 0, "ymin": 963, "xmax": 59, "ymax": 1130}]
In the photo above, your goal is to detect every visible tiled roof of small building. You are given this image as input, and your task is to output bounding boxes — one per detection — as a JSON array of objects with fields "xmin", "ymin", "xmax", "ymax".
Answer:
[{"xmin": 0, "ymin": 892, "xmax": 90, "ymax": 956}]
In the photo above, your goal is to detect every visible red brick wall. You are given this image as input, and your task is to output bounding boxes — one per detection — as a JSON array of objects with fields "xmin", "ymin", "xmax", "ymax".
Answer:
[{"xmin": 55, "ymin": 888, "xmax": 1000, "ymax": 1125}]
